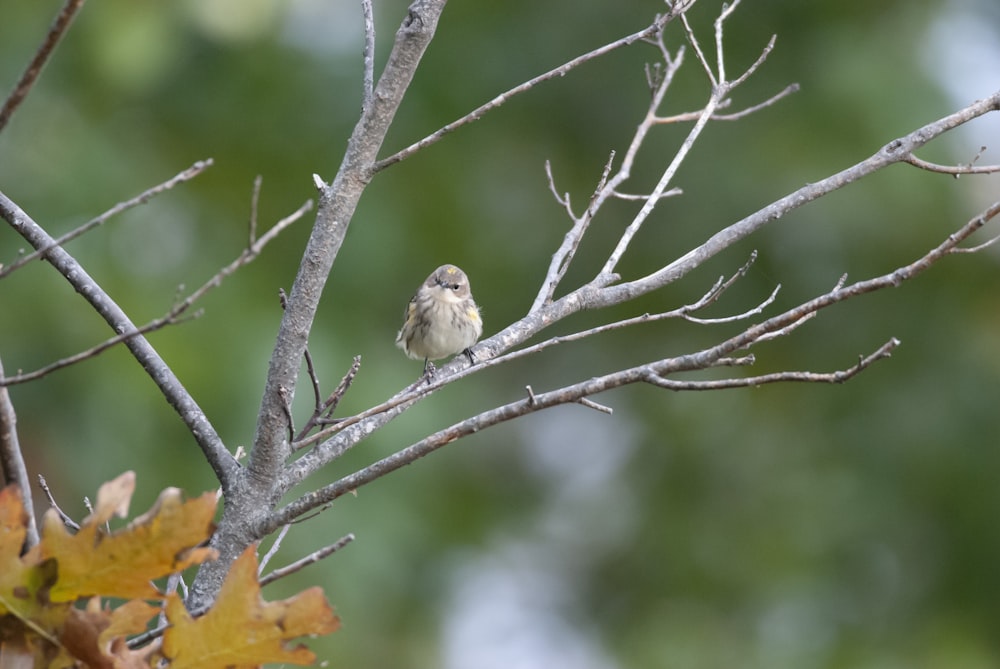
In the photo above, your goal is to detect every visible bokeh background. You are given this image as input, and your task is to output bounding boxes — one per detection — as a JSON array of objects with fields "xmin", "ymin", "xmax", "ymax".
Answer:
[{"xmin": 2, "ymin": 0, "xmax": 1000, "ymax": 666}]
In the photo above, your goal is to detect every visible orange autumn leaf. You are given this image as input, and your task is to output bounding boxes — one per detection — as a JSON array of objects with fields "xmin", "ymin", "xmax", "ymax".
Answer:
[
  {"xmin": 86, "ymin": 470, "xmax": 137, "ymax": 525},
  {"xmin": 58, "ymin": 597, "xmax": 160, "ymax": 669},
  {"xmin": 40, "ymin": 478, "xmax": 219, "ymax": 602},
  {"xmin": 161, "ymin": 546, "xmax": 340, "ymax": 669},
  {"xmin": 0, "ymin": 485, "xmax": 30, "ymax": 615},
  {"xmin": 0, "ymin": 486, "xmax": 60, "ymax": 623}
]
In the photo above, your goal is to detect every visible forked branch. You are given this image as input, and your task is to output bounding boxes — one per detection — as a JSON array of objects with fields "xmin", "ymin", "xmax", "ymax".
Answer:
[{"xmin": 265, "ymin": 198, "xmax": 1000, "ymax": 530}]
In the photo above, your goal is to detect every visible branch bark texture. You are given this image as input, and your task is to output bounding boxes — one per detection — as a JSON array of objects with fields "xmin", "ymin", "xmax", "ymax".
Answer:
[{"xmin": 188, "ymin": 0, "xmax": 450, "ymax": 610}]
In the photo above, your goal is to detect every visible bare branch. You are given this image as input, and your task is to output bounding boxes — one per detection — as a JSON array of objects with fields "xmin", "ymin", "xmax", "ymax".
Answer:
[
  {"xmin": 681, "ymin": 12, "xmax": 716, "ymax": 87},
  {"xmin": 361, "ymin": 0, "xmax": 376, "ymax": 113},
  {"xmin": 683, "ymin": 283, "xmax": 780, "ymax": 324},
  {"xmin": 544, "ymin": 159, "xmax": 577, "ymax": 219},
  {"xmin": 601, "ymin": 3, "xmax": 781, "ymax": 277},
  {"xmin": 578, "ymin": 397, "xmax": 614, "ymax": 414},
  {"xmin": 294, "ymin": 355, "xmax": 363, "ymax": 443},
  {"xmin": 656, "ymin": 83, "xmax": 800, "ymax": 123},
  {"xmin": 644, "ymin": 338, "xmax": 900, "ymax": 390},
  {"xmin": 265, "ymin": 199, "xmax": 1000, "ymax": 530},
  {"xmin": 0, "ymin": 160, "xmax": 213, "ymax": 280},
  {"xmin": 714, "ymin": 355, "xmax": 755, "ymax": 367},
  {"xmin": 950, "ymin": 230, "xmax": 1000, "ymax": 254},
  {"xmin": 248, "ymin": 174, "xmax": 263, "ymax": 245},
  {"xmin": 610, "ymin": 187, "xmax": 683, "ymax": 201},
  {"xmin": 600, "ymin": 90, "xmax": 723, "ymax": 275},
  {"xmin": 0, "ymin": 356, "xmax": 39, "ymax": 549},
  {"xmin": 0, "ymin": 0, "xmax": 86, "ymax": 134},
  {"xmin": 37, "ymin": 474, "xmax": 80, "ymax": 532},
  {"xmin": 1, "ymin": 187, "xmax": 308, "ymax": 490},
  {"xmin": 275, "ymin": 91, "xmax": 1000, "ymax": 530},
  {"xmin": 0, "ymin": 197, "xmax": 312, "ymax": 388},
  {"xmin": 303, "ymin": 347, "xmax": 324, "ymax": 423},
  {"xmin": 374, "ymin": 5, "xmax": 693, "ymax": 172},
  {"xmin": 0, "ymin": 308, "xmax": 199, "ymax": 387},
  {"xmin": 728, "ymin": 33, "xmax": 777, "ymax": 90},
  {"xmin": 284, "ymin": 257, "xmax": 758, "ymax": 455},
  {"xmin": 903, "ymin": 151, "xmax": 1000, "ymax": 176},
  {"xmin": 321, "ymin": 355, "xmax": 362, "ymax": 419},
  {"xmin": 533, "ymin": 151, "xmax": 616, "ymax": 311},
  {"xmin": 259, "ymin": 533, "xmax": 355, "ymax": 587},
  {"xmin": 258, "ymin": 523, "xmax": 292, "ymax": 574},
  {"xmin": 578, "ymin": 92, "xmax": 1000, "ymax": 313},
  {"xmin": 244, "ymin": 0, "xmax": 453, "ymax": 533},
  {"xmin": 0, "ymin": 193, "xmax": 238, "ymax": 489},
  {"xmin": 713, "ymin": 0, "xmax": 745, "ymax": 84},
  {"xmin": 130, "ymin": 527, "xmax": 353, "ymax": 649}
]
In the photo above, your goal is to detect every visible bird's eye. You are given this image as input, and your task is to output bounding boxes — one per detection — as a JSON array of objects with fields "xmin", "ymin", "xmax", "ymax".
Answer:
[{"xmin": 450, "ymin": 284, "xmax": 460, "ymax": 291}]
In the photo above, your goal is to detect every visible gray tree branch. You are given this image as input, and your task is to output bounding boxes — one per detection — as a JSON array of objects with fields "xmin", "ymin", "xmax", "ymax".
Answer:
[
  {"xmin": 0, "ymin": 192, "xmax": 240, "ymax": 491},
  {"xmin": 188, "ymin": 0, "xmax": 452, "ymax": 611},
  {"xmin": 265, "ymin": 197, "xmax": 999, "ymax": 529},
  {"xmin": 0, "ymin": 355, "xmax": 39, "ymax": 549}
]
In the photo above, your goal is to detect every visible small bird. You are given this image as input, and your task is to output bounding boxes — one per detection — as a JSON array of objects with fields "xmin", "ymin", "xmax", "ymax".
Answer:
[{"xmin": 396, "ymin": 264, "xmax": 483, "ymax": 374}]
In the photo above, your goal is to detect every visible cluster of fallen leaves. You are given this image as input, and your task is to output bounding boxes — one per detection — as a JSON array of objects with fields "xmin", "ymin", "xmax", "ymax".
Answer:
[{"xmin": 0, "ymin": 471, "xmax": 339, "ymax": 668}]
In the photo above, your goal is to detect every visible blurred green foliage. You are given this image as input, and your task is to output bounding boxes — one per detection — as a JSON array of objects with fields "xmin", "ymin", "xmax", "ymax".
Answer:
[{"xmin": 2, "ymin": 0, "xmax": 999, "ymax": 667}]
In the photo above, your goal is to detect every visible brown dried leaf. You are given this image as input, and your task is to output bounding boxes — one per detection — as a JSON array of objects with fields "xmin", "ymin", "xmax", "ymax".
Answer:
[
  {"xmin": 84, "ymin": 471, "xmax": 136, "ymax": 526},
  {"xmin": 40, "ymin": 486, "xmax": 218, "ymax": 602},
  {"xmin": 162, "ymin": 546, "xmax": 339, "ymax": 669}
]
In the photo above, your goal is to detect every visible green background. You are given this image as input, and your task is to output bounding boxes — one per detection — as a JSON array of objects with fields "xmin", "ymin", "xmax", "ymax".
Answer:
[{"xmin": 2, "ymin": 0, "xmax": 999, "ymax": 666}]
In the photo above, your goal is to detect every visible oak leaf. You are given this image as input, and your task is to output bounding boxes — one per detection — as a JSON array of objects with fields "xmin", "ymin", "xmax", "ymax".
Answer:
[
  {"xmin": 39, "ymin": 475, "xmax": 218, "ymax": 602},
  {"xmin": 161, "ymin": 546, "xmax": 339, "ymax": 669}
]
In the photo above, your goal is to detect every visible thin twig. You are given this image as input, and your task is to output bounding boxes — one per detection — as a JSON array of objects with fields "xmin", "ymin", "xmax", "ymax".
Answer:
[
  {"xmin": 602, "ymin": 2, "xmax": 777, "ymax": 277},
  {"xmin": 0, "ymin": 309, "xmax": 200, "ymax": 387},
  {"xmin": 0, "ymin": 198, "xmax": 313, "ymax": 388},
  {"xmin": 600, "ymin": 91, "xmax": 722, "ymax": 275},
  {"xmin": 279, "ymin": 386, "xmax": 296, "ymax": 443},
  {"xmin": 577, "ymin": 397, "xmax": 613, "ymax": 414},
  {"xmin": 714, "ymin": 0, "xmax": 748, "ymax": 85},
  {"xmin": 681, "ymin": 11, "xmax": 715, "ymax": 87},
  {"xmin": 531, "ymin": 38, "xmax": 688, "ymax": 314},
  {"xmin": 37, "ymin": 475, "xmax": 80, "ymax": 531},
  {"xmin": 534, "ymin": 152, "xmax": 616, "ymax": 310},
  {"xmin": 277, "ymin": 89, "xmax": 1000, "ymax": 513},
  {"xmin": 682, "ymin": 283, "xmax": 780, "ymax": 324},
  {"xmin": 321, "ymin": 355, "xmax": 362, "ymax": 419},
  {"xmin": 714, "ymin": 355, "xmax": 755, "ymax": 367},
  {"xmin": 290, "ymin": 250, "xmax": 762, "ymax": 454},
  {"xmin": 753, "ymin": 274, "xmax": 845, "ymax": 343},
  {"xmin": 728, "ymin": 33, "xmax": 776, "ymax": 90},
  {"xmin": 159, "ymin": 573, "xmax": 187, "ymax": 629},
  {"xmin": 303, "ymin": 347, "xmax": 323, "ymax": 421},
  {"xmin": 294, "ymin": 355, "xmax": 362, "ymax": 443},
  {"xmin": 259, "ymin": 533, "xmax": 355, "ymax": 587},
  {"xmin": 644, "ymin": 338, "xmax": 899, "ymax": 390},
  {"xmin": 266, "ymin": 199, "xmax": 1000, "ymax": 529},
  {"xmin": 0, "ymin": 160, "xmax": 213, "ymax": 280},
  {"xmin": 258, "ymin": 523, "xmax": 292, "ymax": 574},
  {"xmin": 0, "ymin": 0, "xmax": 87, "ymax": 134},
  {"xmin": 950, "ymin": 230, "xmax": 1000, "ymax": 253},
  {"xmin": 654, "ymin": 83, "xmax": 799, "ymax": 123},
  {"xmin": 374, "ymin": 6, "xmax": 692, "ymax": 172},
  {"xmin": 132, "ymin": 531, "xmax": 352, "ymax": 649},
  {"xmin": 544, "ymin": 159, "xmax": 577, "ymax": 219},
  {"xmin": 249, "ymin": 175, "xmax": 263, "ymax": 245},
  {"xmin": 903, "ymin": 152, "xmax": 1000, "ymax": 176},
  {"xmin": 611, "ymin": 187, "xmax": 683, "ymax": 201}
]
